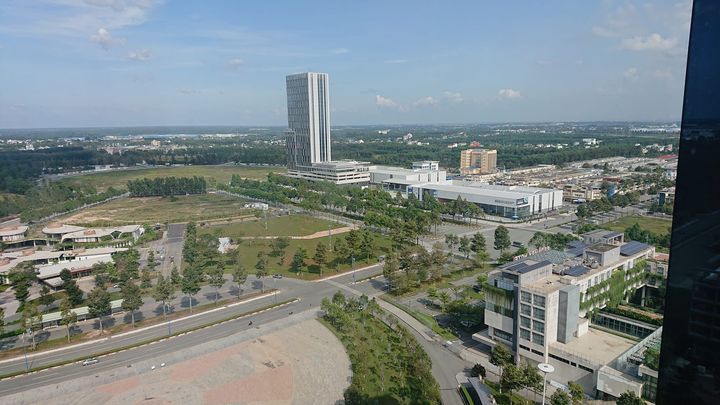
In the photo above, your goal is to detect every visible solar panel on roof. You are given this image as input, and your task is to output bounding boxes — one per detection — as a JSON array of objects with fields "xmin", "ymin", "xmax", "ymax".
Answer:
[
  {"xmin": 565, "ymin": 265, "xmax": 591, "ymax": 277},
  {"xmin": 620, "ymin": 241, "xmax": 650, "ymax": 256}
]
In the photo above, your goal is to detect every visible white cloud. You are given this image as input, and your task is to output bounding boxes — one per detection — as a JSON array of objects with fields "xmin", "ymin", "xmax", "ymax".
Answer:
[
  {"xmin": 413, "ymin": 96, "xmax": 437, "ymax": 106},
  {"xmin": 620, "ymin": 33, "xmax": 679, "ymax": 52},
  {"xmin": 127, "ymin": 49, "xmax": 151, "ymax": 61},
  {"xmin": 332, "ymin": 48, "xmax": 349, "ymax": 54},
  {"xmin": 592, "ymin": 26, "xmax": 617, "ymax": 38},
  {"xmin": 384, "ymin": 59, "xmax": 408, "ymax": 64},
  {"xmin": 623, "ymin": 67, "xmax": 639, "ymax": 80},
  {"xmin": 90, "ymin": 27, "xmax": 113, "ymax": 50},
  {"xmin": 375, "ymin": 95, "xmax": 399, "ymax": 109},
  {"xmin": 498, "ymin": 89, "xmax": 522, "ymax": 99},
  {"xmin": 227, "ymin": 58, "xmax": 245, "ymax": 68},
  {"xmin": 443, "ymin": 91, "xmax": 464, "ymax": 103}
]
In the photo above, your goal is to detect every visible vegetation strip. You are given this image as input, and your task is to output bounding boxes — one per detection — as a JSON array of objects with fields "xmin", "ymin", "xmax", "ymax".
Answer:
[{"xmin": 0, "ymin": 298, "xmax": 297, "ymax": 380}]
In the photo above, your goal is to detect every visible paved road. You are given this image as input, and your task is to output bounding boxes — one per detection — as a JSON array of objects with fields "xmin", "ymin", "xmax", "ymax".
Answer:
[{"xmin": 0, "ymin": 262, "xmax": 470, "ymax": 405}]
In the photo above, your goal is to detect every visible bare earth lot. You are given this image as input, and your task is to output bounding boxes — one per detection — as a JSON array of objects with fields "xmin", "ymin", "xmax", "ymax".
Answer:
[{"xmin": 6, "ymin": 319, "xmax": 351, "ymax": 405}]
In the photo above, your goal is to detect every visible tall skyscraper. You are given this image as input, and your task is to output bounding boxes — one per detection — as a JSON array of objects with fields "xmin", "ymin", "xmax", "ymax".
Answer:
[{"xmin": 285, "ymin": 72, "xmax": 331, "ymax": 170}]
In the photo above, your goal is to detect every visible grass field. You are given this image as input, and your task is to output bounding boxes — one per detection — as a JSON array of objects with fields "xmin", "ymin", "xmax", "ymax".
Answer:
[
  {"xmin": 55, "ymin": 165, "xmax": 282, "ymax": 192},
  {"xmin": 603, "ymin": 215, "xmax": 672, "ymax": 235},
  {"xmin": 230, "ymin": 233, "xmax": 392, "ymax": 280},
  {"xmin": 198, "ymin": 215, "xmax": 345, "ymax": 238},
  {"xmin": 56, "ymin": 193, "xmax": 251, "ymax": 225}
]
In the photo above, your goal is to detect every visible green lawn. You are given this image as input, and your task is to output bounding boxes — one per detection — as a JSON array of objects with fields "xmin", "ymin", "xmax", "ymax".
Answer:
[
  {"xmin": 198, "ymin": 214, "xmax": 345, "ymax": 238},
  {"xmin": 230, "ymin": 233, "xmax": 392, "ymax": 280},
  {"xmin": 57, "ymin": 193, "xmax": 251, "ymax": 225},
  {"xmin": 602, "ymin": 215, "xmax": 672, "ymax": 235},
  {"xmin": 55, "ymin": 165, "xmax": 282, "ymax": 192}
]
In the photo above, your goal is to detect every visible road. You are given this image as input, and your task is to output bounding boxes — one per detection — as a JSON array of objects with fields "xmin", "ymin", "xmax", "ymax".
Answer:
[{"xmin": 0, "ymin": 263, "xmax": 469, "ymax": 405}]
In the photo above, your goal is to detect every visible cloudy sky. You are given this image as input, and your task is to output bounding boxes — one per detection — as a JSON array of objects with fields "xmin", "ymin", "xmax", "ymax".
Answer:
[{"xmin": 0, "ymin": 0, "xmax": 692, "ymax": 128}]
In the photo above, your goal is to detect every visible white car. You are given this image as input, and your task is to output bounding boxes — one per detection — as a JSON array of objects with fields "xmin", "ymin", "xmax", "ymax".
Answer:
[{"xmin": 82, "ymin": 358, "xmax": 99, "ymax": 366}]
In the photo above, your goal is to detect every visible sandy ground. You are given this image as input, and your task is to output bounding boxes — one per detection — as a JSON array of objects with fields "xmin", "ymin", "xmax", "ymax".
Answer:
[{"xmin": 6, "ymin": 318, "xmax": 351, "ymax": 405}]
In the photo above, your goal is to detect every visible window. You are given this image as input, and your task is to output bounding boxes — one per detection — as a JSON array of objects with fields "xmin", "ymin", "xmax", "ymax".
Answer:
[
  {"xmin": 533, "ymin": 294, "xmax": 546, "ymax": 307},
  {"xmin": 532, "ymin": 333, "xmax": 544, "ymax": 345},
  {"xmin": 520, "ymin": 328, "xmax": 531, "ymax": 340},
  {"xmin": 493, "ymin": 329, "xmax": 513, "ymax": 342},
  {"xmin": 534, "ymin": 307, "xmax": 545, "ymax": 321},
  {"xmin": 533, "ymin": 320, "xmax": 545, "ymax": 333},
  {"xmin": 520, "ymin": 316, "xmax": 531, "ymax": 328},
  {"xmin": 521, "ymin": 291, "xmax": 532, "ymax": 303},
  {"xmin": 521, "ymin": 303, "xmax": 531, "ymax": 316}
]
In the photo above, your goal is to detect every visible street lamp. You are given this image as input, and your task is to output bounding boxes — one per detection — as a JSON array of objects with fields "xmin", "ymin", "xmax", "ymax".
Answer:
[
  {"xmin": 351, "ymin": 256, "xmax": 356, "ymax": 283},
  {"xmin": 538, "ymin": 363, "xmax": 555, "ymax": 405},
  {"xmin": 165, "ymin": 303, "xmax": 172, "ymax": 336}
]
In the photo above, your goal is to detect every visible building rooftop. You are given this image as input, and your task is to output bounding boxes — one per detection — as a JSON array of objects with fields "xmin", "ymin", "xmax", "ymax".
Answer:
[
  {"xmin": 620, "ymin": 241, "xmax": 651, "ymax": 256},
  {"xmin": 0, "ymin": 225, "xmax": 28, "ymax": 237},
  {"xmin": 504, "ymin": 259, "xmax": 553, "ymax": 275},
  {"xmin": 42, "ymin": 224, "xmax": 86, "ymax": 235},
  {"xmin": 587, "ymin": 243, "xmax": 619, "ymax": 253},
  {"xmin": 551, "ymin": 327, "xmax": 637, "ymax": 366}
]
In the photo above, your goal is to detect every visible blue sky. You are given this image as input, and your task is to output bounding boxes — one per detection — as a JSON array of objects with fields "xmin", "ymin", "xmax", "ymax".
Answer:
[{"xmin": 0, "ymin": 0, "xmax": 692, "ymax": 128}]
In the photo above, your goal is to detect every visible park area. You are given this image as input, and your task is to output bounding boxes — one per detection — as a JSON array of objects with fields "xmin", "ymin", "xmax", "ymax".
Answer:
[
  {"xmin": 55, "ymin": 165, "xmax": 281, "ymax": 192},
  {"xmin": 602, "ymin": 215, "xmax": 672, "ymax": 235},
  {"xmin": 198, "ymin": 214, "xmax": 346, "ymax": 238},
  {"xmin": 56, "ymin": 193, "xmax": 252, "ymax": 226},
  {"xmin": 6, "ymin": 319, "xmax": 351, "ymax": 405}
]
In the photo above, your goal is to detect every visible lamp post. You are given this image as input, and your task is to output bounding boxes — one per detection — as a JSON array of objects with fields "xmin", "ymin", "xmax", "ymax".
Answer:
[
  {"xmin": 351, "ymin": 256, "xmax": 356, "ymax": 283},
  {"xmin": 538, "ymin": 363, "xmax": 555, "ymax": 405},
  {"xmin": 165, "ymin": 303, "xmax": 172, "ymax": 336}
]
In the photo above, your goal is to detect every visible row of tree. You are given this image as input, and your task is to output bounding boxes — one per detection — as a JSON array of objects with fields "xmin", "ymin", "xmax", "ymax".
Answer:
[{"xmin": 127, "ymin": 176, "xmax": 207, "ymax": 197}]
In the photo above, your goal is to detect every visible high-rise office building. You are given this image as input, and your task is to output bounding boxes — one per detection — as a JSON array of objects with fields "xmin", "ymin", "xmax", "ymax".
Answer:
[
  {"xmin": 460, "ymin": 148, "xmax": 497, "ymax": 174},
  {"xmin": 284, "ymin": 72, "xmax": 370, "ymax": 184},
  {"xmin": 285, "ymin": 72, "xmax": 331, "ymax": 170}
]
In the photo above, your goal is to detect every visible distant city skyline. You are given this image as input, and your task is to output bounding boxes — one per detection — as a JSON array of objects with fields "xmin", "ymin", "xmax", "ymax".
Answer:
[{"xmin": 0, "ymin": 1, "xmax": 691, "ymax": 128}]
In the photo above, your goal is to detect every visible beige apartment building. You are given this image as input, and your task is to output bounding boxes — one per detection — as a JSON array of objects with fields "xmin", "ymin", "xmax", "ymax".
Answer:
[{"xmin": 460, "ymin": 148, "xmax": 497, "ymax": 174}]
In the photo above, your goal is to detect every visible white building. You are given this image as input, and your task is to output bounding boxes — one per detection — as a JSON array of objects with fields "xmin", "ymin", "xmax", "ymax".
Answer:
[
  {"xmin": 369, "ymin": 162, "xmax": 446, "ymax": 185},
  {"xmin": 475, "ymin": 232, "xmax": 656, "ymax": 395},
  {"xmin": 381, "ymin": 178, "xmax": 562, "ymax": 219},
  {"xmin": 0, "ymin": 225, "xmax": 28, "ymax": 242},
  {"xmin": 284, "ymin": 72, "xmax": 368, "ymax": 184}
]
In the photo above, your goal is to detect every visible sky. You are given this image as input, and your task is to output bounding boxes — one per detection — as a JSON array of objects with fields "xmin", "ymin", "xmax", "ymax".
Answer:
[{"xmin": 0, "ymin": 0, "xmax": 692, "ymax": 128}]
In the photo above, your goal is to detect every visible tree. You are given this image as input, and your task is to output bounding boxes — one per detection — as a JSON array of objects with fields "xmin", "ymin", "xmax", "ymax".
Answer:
[
  {"xmin": 333, "ymin": 237, "xmax": 350, "ymax": 265},
  {"xmin": 521, "ymin": 362, "xmax": 543, "ymax": 393},
  {"xmin": 291, "ymin": 248, "xmax": 307, "ymax": 273},
  {"xmin": 576, "ymin": 204, "xmax": 591, "ymax": 219},
  {"xmin": 232, "ymin": 264, "xmax": 247, "ymax": 299},
  {"xmin": 490, "ymin": 344, "xmax": 513, "ymax": 377},
  {"xmin": 59, "ymin": 297, "xmax": 77, "ymax": 342},
  {"xmin": 529, "ymin": 232, "xmax": 548, "ymax": 249},
  {"xmin": 567, "ymin": 381, "xmax": 585, "ymax": 404},
  {"xmin": 314, "ymin": 242, "xmax": 328, "ymax": 276},
  {"xmin": 140, "ymin": 269, "xmax": 152, "ymax": 289},
  {"xmin": 255, "ymin": 250, "xmax": 268, "ymax": 273},
  {"xmin": 383, "ymin": 253, "xmax": 400, "ymax": 292},
  {"xmin": 459, "ymin": 236, "xmax": 471, "ymax": 259},
  {"xmin": 256, "ymin": 268, "xmax": 268, "ymax": 292},
  {"xmin": 500, "ymin": 364, "xmax": 525, "ymax": 403},
  {"xmin": 152, "ymin": 274, "xmax": 175, "ymax": 319},
  {"xmin": 616, "ymin": 391, "xmax": 644, "ymax": 405},
  {"xmin": 494, "ymin": 225, "xmax": 511, "ymax": 252},
  {"xmin": 470, "ymin": 232, "xmax": 486, "ymax": 254},
  {"xmin": 359, "ymin": 230, "xmax": 376, "ymax": 262},
  {"xmin": 181, "ymin": 268, "xmax": 202, "ymax": 313},
  {"xmin": 147, "ymin": 250, "xmax": 158, "ymax": 273},
  {"xmin": 471, "ymin": 363, "xmax": 486, "ymax": 379},
  {"xmin": 9, "ymin": 265, "xmax": 34, "ymax": 304},
  {"xmin": 21, "ymin": 303, "xmax": 41, "ymax": 350},
  {"xmin": 120, "ymin": 282, "xmax": 143, "ymax": 327},
  {"xmin": 445, "ymin": 234, "xmax": 459, "ymax": 253},
  {"xmin": 87, "ymin": 287, "xmax": 111, "ymax": 335},
  {"xmin": 207, "ymin": 266, "xmax": 226, "ymax": 304},
  {"xmin": 59, "ymin": 269, "xmax": 84, "ymax": 306},
  {"xmin": 426, "ymin": 286, "xmax": 439, "ymax": 307},
  {"xmin": 346, "ymin": 229, "xmax": 361, "ymax": 252},
  {"xmin": 551, "ymin": 390, "xmax": 572, "ymax": 405},
  {"xmin": 438, "ymin": 291, "xmax": 450, "ymax": 310},
  {"xmin": 272, "ymin": 236, "xmax": 290, "ymax": 256},
  {"xmin": 0, "ymin": 307, "xmax": 4, "ymax": 335},
  {"xmin": 170, "ymin": 266, "xmax": 181, "ymax": 286}
]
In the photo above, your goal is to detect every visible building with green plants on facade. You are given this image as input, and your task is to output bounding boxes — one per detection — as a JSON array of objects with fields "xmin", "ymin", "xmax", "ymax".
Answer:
[{"xmin": 474, "ymin": 229, "xmax": 662, "ymax": 401}]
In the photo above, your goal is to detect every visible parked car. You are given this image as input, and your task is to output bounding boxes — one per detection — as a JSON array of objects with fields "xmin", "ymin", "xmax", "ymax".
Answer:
[
  {"xmin": 512, "ymin": 241, "xmax": 525, "ymax": 248},
  {"xmin": 82, "ymin": 358, "xmax": 99, "ymax": 366},
  {"xmin": 272, "ymin": 274, "xmax": 283, "ymax": 279}
]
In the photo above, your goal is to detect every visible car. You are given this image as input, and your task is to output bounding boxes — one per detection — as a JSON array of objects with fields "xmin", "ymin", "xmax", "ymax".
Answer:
[
  {"xmin": 443, "ymin": 341, "xmax": 453, "ymax": 347},
  {"xmin": 472, "ymin": 284, "xmax": 482, "ymax": 292},
  {"xmin": 512, "ymin": 241, "xmax": 525, "ymax": 248},
  {"xmin": 82, "ymin": 358, "xmax": 99, "ymax": 366},
  {"xmin": 272, "ymin": 274, "xmax": 283, "ymax": 279}
]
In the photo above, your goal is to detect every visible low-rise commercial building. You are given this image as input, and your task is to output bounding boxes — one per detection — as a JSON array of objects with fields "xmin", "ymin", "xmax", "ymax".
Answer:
[
  {"xmin": 42, "ymin": 224, "xmax": 144, "ymax": 244},
  {"xmin": 381, "ymin": 178, "xmax": 563, "ymax": 219},
  {"xmin": 286, "ymin": 160, "xmax": 371, "ymax": 185},
  {"xmin": 0, "ymin": 225, "xmax": 28, "ymax": 243},
  {"xmin": 369, "ymin": 163, "xmax": 446, "ymax": 185}
]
